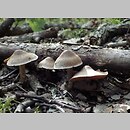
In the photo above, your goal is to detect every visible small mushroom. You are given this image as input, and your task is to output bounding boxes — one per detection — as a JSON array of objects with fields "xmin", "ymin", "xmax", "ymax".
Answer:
[
  {"xmin": 38, "ymin": 57, "xmax": 54, "ymax": 70},
  {"xmin": 70, "ymin": 65, "xmax": 108, "ymax": 91},
  {"xmin": 37, "ymin": 57, "xmax": 55, "ymax": 81},
  {"xmin": 54, "ymin": 50, "xmax": 83, "ymax": 80},
  {"xmin": 7, "ymin": 50, "xmax": 38, "ymax": 83},
  {"xmin": 70, "ymin": 65, "xmax": 108, "ymax": 81}
]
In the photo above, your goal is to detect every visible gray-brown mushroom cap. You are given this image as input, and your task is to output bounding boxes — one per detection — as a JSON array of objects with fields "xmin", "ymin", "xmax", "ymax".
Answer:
[
  {"xmin": 7, "ymin": 50, "xmax": 38, "ymax": 66},
  {"xmin": 54, "ymin": 50, "xmax": 83, "ymax": 69},
  {"xmin": 70, "ymin": 65, "xmax": 108, "ymax": 81},
  {"xmin": 38, "ymin": 57, "xmax": 54, "ymax": 70}
]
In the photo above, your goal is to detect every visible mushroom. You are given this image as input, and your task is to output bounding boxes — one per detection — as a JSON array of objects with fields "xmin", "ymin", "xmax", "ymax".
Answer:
[
  {"xmin": 37, "ymin": 57, "xmax": 55, "ymax": 81},
  {"xmin": 38, "ymin": 57, "xmax": 54, "ymax": 70},
  {"xmin": 69, "ymin": 65, "xmax": 108, "ymax": 91},
  {"xmin": 54, "ymin": 50, "xmax": 83, "ymax": 80},
  {"xmin": 7, "ymin": 50, "xmax": 38, "ymax": 83},
  {"xmin": 70, "ymin": 65, "xmax": 108, "ymax": 81}
]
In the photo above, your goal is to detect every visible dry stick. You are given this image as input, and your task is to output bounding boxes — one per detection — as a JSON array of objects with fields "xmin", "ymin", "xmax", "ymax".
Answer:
[
  {"xmin": 15, "ymin": 84, "xmax": 28, "ymax": 93},
  {"xmin": 14, "ymin": 99, "xmax": 35, "ymax": 113},
  {"xmin": 105, "ymin": 41, "xmax": 128, "ymax": 48},
  {"xmin": 15, "ymin": 92, "xmax": 86, "ymax": 112},
  {"xmin": 0, "ymin": 69, "xmax": 17, "ymax": 81},
  {"xmin": 40, "ymin": 103, "xmax": 65, "ymax": 113},
  {"xmin": 0, "ymin": 83, "xmax": 27, "ymax": 94},
  {"xmin": 0, "ymin": 83, "xmax": 17, "ymax": 93},
  {"xmin": 0, "ymin": 27, "xmax": 58, "ymax": 43}
]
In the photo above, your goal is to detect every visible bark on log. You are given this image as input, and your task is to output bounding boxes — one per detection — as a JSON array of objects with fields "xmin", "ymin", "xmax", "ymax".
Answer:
[{"xmin": 0, "ymin": 42, "xmax": 130, "ymax": 75}]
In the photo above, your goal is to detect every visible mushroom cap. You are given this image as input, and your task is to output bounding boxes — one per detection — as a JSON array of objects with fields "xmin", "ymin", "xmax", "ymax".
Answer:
[
  {"xmin": 70, "ymin": 65, "xmax": 108, "ymax": 81},
  {"xmin": 37, "ymin": 57, "xmax": 54, "ymax": 70},
  {"xmin": 7, "ymin": 50, "xmax": 38, "ymax": 66},
  {"xmin": 54, "ymin": 50, "xmax": 82, "ymax": 69}
]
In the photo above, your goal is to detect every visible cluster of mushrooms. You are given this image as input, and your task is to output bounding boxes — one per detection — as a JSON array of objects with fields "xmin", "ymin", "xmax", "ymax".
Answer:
[{"xmin": 5, "ymin": 49, "xmax": 108, "ymax": 92}]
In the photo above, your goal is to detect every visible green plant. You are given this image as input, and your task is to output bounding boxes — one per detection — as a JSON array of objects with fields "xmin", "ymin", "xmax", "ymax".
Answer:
[
  {"xmin": 0, "ymin": 98, "xmax": 14, "ymax": 113},
  {"xmin": 34, "ymin": 106, "xmax": 41, "ymax": 113},
  {"xmin": 25, "ymin": 18, "xmax": 44, "ymax": 31},
  {"xmin": 102, "ymin": 18, "xmax": 123, "ymax": 24}
]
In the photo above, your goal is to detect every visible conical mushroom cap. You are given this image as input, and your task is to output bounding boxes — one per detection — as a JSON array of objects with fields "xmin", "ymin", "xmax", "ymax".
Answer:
[
  {"xmin": 54, "ymin": 50, "xmax": 82, "ymax": 69},
  {"xmin": 7, "ymin": 50, "xmax": 38, "ymax": 66},
  {"xmin": 70, "ymin": 65, "xmax": 108, "ymax": 81},
  {"xmin": 38, "ymin": 57, "xmax": 54, "ymax": 69}
]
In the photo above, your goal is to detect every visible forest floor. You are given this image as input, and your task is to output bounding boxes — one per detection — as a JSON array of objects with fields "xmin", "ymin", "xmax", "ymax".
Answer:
[{"xmin": 0, "ymin": 18, "xmax": 130, "ymax": 113}]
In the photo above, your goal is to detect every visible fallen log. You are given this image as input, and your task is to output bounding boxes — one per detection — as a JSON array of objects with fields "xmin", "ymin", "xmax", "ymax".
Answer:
[
  {"xmin": 0, "ymin": 27, "xmax": 58, "ymax": 43},
  {"xmin": 0, "ymin": 42, "xmax": 130, "ymax": 75}
]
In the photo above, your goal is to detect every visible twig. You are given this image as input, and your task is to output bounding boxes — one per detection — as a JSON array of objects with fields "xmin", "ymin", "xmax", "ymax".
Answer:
[
  {"xmin": 15, "ymin": 92, "xmax": 86, "ymax": 113},
  {"xmin": 15, "ymin": 83, "xmax": 28, "ymax": 93},
  {"xmin": 0, "ymin": 69, "xmax": 17, "ymax": 81},
  {"xmin": 0, "ymin": 83, "xmax": 17, "ymax": 93},
  {"xmin": 40, "ymin": 103, "xmax": 65, "ymax": 113},
  {"xmin": 0, "ymin": 82, "xmax": 27, "ymax": 95},
  {"xmin": 14, "ymin": 99, "xmax": 35, "ymax": 113}
]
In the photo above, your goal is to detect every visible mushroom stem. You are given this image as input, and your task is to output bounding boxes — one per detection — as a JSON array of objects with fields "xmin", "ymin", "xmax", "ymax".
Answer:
[
  {"xmin": 19, "ymin": 65, "xmax": 26, "ymax": 83},
  {"xmin": 66, "ymin": 68, "xmax": 74, "ymax": 90},
  {"xmin": 67, "ymin": 68, "xmax": 74, "ymax": 80},
  {"xmin": 45, "ymin": 70, "xmax": 52, "ymax": 81}
]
